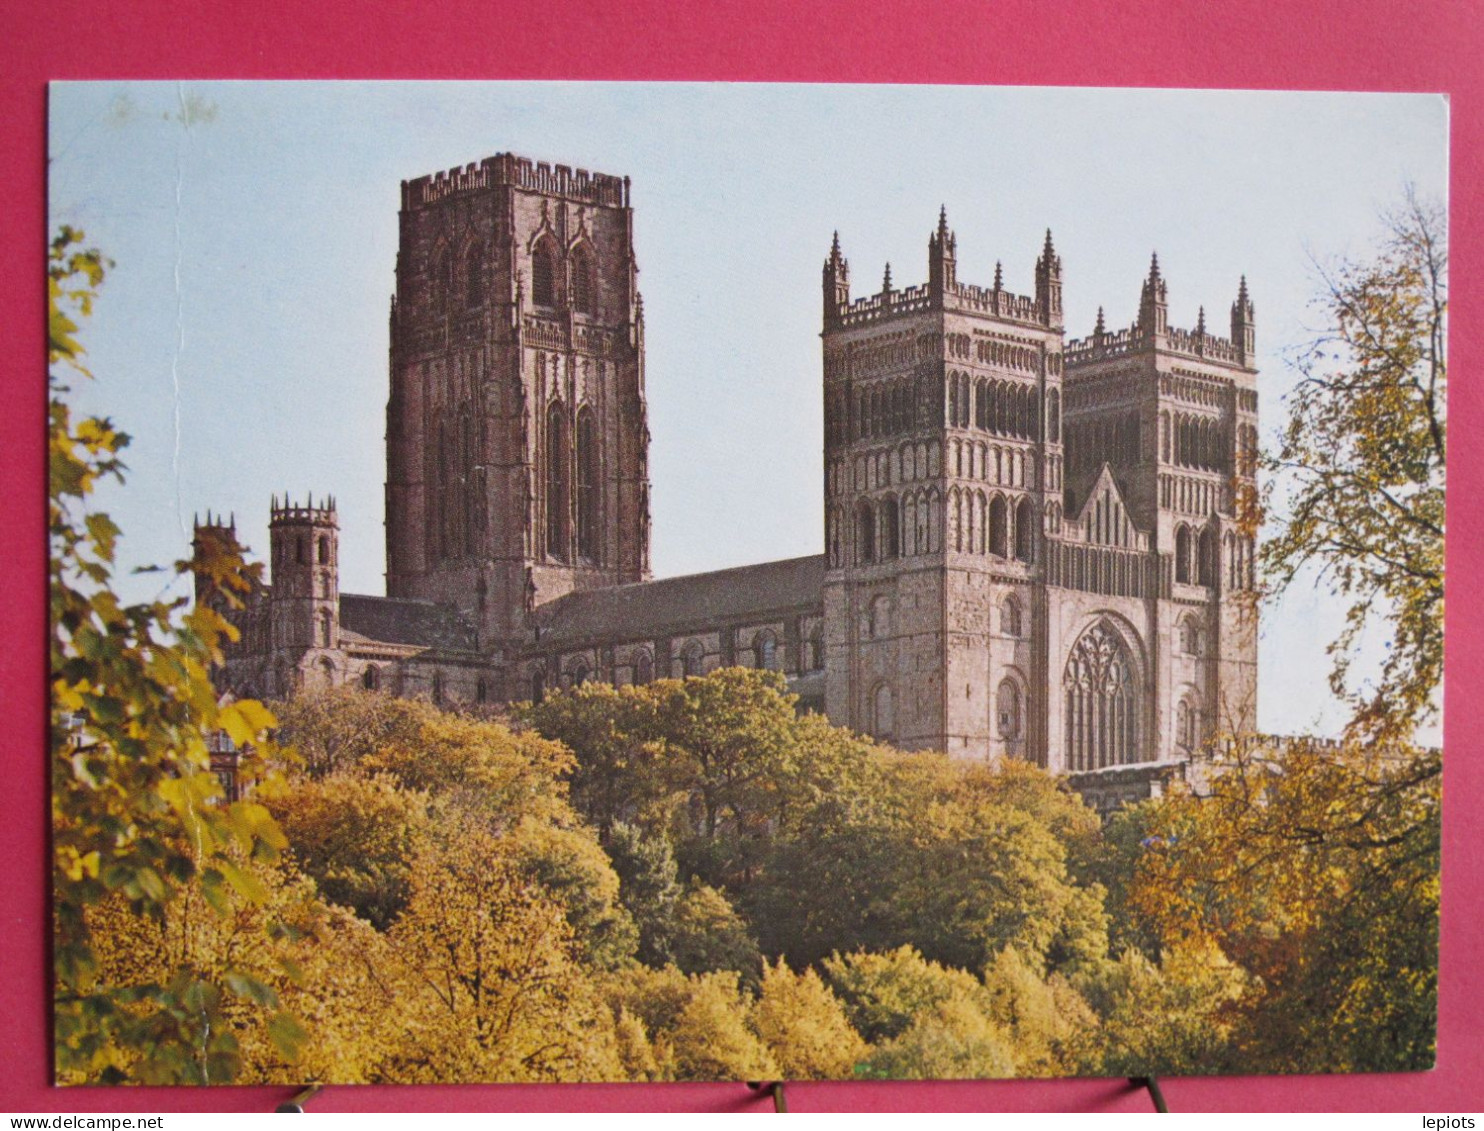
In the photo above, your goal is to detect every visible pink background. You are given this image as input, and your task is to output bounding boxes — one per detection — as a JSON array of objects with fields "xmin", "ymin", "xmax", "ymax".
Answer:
[{"xmin": 3, "ymin": 0, "xmax": 1480, "ymax": 1112}]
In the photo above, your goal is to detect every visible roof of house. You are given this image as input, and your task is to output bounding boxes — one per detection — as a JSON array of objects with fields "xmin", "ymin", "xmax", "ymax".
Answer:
[
  {"xmin": 533, "ymin": 554, "xmax": 827, "ymax": 647},
  {"xmin": 338, "ymin": 593, "xmax": 480, "ymax": 652}
]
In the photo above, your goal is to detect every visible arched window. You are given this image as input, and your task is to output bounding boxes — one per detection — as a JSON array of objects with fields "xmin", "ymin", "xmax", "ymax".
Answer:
[
  {"xmin": 531, "ymin": 668, "xmax": 546, "ymax": 704},
  {"xmin": 575, "ymin": 407, "xmax": 599, "ymax": 561},
  {"xmin": 808, "ymin": 628, "xmax": 825, "ymax": 672},
  {"xmin": 1181, "ymin": 617, "xmax": 1203, "ymax": 656},
  {"xmin": 319, "ymin": 657, "xmax": 335, "ymax": 688},
  {"xmin": 1000, "ymin": 595, "xmax": 1023, "ymax": 637},
  {"xmin": 570, "ymin": 246, "xmax": 594, "ymax": 314},
  {"xmin": 465, "ymin": 242, "xmax": 485, "ymax": 308},
  {"xmin": 1175, "ymin": 525, "xmax": 1192, "ymax": 584},
  {"xmin": 633, "ymin": 650, "xmax": 654, "ymax": 686},
  {"xmin": 475, "ymin": 677, "xmax": 488, "ymax": 704},
  {"xmin": 431, "ymin": 672, "xmax": 443, "ymax": 705},
  {"xmin": 1014, "ymin": 497, "xmax": 1035, "ymax": 562},
  {"xmin": 997, "ymin": 679, "xmax": 1023, "ymax": 740},
  {"xmin": 1176, "ymin": 696, "xmax": 1201, "ymax": 752},
  {"xmin": 856, "ymin": 503, "xmax": 875, "ymax": 565},
  {"xmin": 1063, "ymin": 619, "xmax": 1140, "ymax": 770},
  {"xmin": 429, "ymin": 248, "xmax": 449, "ymax": 309},
  {"xmin": 318, "ymin": 609, "xmax": 334, "ymax": 647},
  {"xmin": 681, "ymin": 640, "xmax": 704, "ymax": 678},
  {"xmin": 362, "ymin": 665, "xmax": 381, "ymax": 692},
  {"xmin": 880, "ymin": 497, "xmax": 900, "ymax": 560},
  {"xmin": 568, "ymin": 660, "xmax": 590, "ymax": 687},
  {"xmin": 872, "ymin": 683, "xmax": 894, "ymax": 742},
  {"xmin": 296, "ymin": 536, "xmax": 307, "ymax": 565},
  {"xmin": 754, "ymin": 631, "xmax": 778, "ymax": 670},
  {"xmin": 1198, "ymin": 527, "xmax": 1218, "ymax": 587},
  {"xmin": 546, "ymin": 402, "xmax": 570, "ymax": 561},
  {"xmin": 989, "ymin": 495, "xmax": 1008, "ymax": 558},
  {"xmin": 317, "ymin": 535, "xmax": 330, "ymax": 564},
  {"xmin": 532, "ymin": 238, "xmax": 558, "ymax": 307},
  {"xmin": 868, "ymin": 594, "xmax": 892, "ymax": 639},
  {"xmin": 1048, "ymin": 389, "xmax": 1061, "ymax": 442}
]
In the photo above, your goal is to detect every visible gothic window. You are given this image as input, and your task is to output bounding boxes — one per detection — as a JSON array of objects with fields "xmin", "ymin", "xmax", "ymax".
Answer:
[
  {"xmin": 296, "ymin": 536, "xmax": 307, "ymax": 565},
  {"xmin": 989, "ymin": 495, "xmax": 1008, "ymax": 558},
  {"xmin": 1001, "ymin": 595, "xmax": 1023, "ymax": 637},
  {"xmin": 1175, "ymin": 525, "xmax": 1192, "ymax": 584},
  {"xmin": 318, "ymin": 535, "xmax": 330, "ymax": 564},
  {"xmin": 532, "ymin": 238, "xmax": 558, "ymax": 307},
  {"xmin": 568, "ymin": 660, "xmax": 590, "ymax": 687},
  {"xmin": 1176, "ymin": 696, "xmax": 1201, "ymax": 752},
  {"xmin": 1181, "ymin": 617, "xmax": 1203, "ymax": 656},
  {"xmin": 997, "ymin": 679, "xmax": 1023, "ymax": 740},
  {"xmin": 546, "ymin": 402, "xmax": 570, "ymax": 561},
  {"xmin": 318, "ymin": 609, "xmax": 333, "ymax": 647},
  {"xmin": 880, "ymin": 497, "xmax": 900, "ymax": 560},
  {"xmin": 808, "ymin": 628, "xmax": 825, "ymax": 672},
  {"xmin": 474, "ymin": 678, "xmax": 488, "ymax": 704},
  {"xmin": 1014, "ymin": 497, "xmax": 1035, "ymax": 563},
  {"xmin": 1048, "ymin": 389, "xmax": 1061, "ymax": 442},
  {"xmin": 868, "ymin": 594, "xmax": 892, "ymax": 639},
  {"xmin": 362, "ymin": 666, "xmax": 380, "ymax": 692},
  {"xmin": 1063, "ymin": 619, "xmax": 1140, "ymax": 771},
  {"xmin": 429, "ymin": 248, "xmax": 449, "ymax": 309},
  {"xmin": 872, "ymin": 682, "xmax": 894, "ymax": 742},
  {"xmin": 1198, "ymin": 527, "xmax": 1218, "ymax": 587},
  {"xmin": 531, "ymin": 668, "xmax": 546, "ymax": 704},
  {"xmin": 754, "ymin": 631, "xmax": 778, "ymax": 671},
  {"xmin": 681, "ymin": 640, "xmax": 704, "ymax": 678},
  {"xmin": 465, "ymin": 242, "xmax": 486, "ymax": 308},
  {"xmin": 856, "ymin": 502, "xmax": 875, "ymax": 566},
  {"xmin": 320, "ymin": 657, "xmax": 335, "ymax": 688},
  {"xmin": 431, "ymin": 672, "xmax": 443, "ymax": 705},
  {"xmin": 461, "ymin": 411, "xmax": 477, "ymax": 556},
  {"xmin": 633, "ymin": 649, "xmax": 654, "ymax": 685},
  {"xmin": 571, "ymin": 246, "xmax": 595, "ymax": 315},
  {"xmin": 576, "ymin": 407, "xmax": 599, "ymax": 561}
]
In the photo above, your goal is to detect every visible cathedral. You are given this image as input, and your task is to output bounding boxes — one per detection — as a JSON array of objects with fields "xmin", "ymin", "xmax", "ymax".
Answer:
[{"xmin": 202, "ymin": 150, "xmax": 1260, "ymax": 809}]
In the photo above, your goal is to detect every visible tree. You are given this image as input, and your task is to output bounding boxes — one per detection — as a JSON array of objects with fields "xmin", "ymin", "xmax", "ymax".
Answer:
[
  {"xmin": 1261, "ymin": 191, "xmax": 1446, "ymax": 740},
  {"xmin": 1126, "ymin": 737, "xmax": 1438, "ymax": 1073},
  {"xmin": 751, "ymin": 959, "xmax": 868, "ymax": 1079},
  {"xmin": 49, "ymin": 228, "xmax": 301, "ymax": 1083}
]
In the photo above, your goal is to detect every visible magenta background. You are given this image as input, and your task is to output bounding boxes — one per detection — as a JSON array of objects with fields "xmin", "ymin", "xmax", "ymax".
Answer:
[{"xmin": 3, "ymin": 0, "xmax": 1481, "ymax": 1112}]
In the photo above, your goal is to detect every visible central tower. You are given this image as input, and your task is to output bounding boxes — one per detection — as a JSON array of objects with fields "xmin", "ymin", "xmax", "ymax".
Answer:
[{"xmin": 385, "ymin": 153, "xmax": 652, "ymax": 648}]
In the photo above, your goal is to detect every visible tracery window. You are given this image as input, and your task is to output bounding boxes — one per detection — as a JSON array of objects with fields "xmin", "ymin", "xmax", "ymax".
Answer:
[
  {"xmin": 1000, "ymin": 595, "xmax": 1023, "ymax": 637},
  {"xmin": 754, "ymin": 631, "xmax": 778, "ymax": 671},
  {"xmin": 575, "ymin": 407, "xmax": 599, "ymax": 561},
  {"xmin": 546, "ymin": 403, "xmax": 570, "ymax": 561},
  {"xmin": 1063, "ymin": 620, "xmax": 1140, "ymax": 770},
  {"xmin": 633, "ymin": 649, "xmax": 654, "ymax": 685},
  {"xmin": 532, "ymin": 238, "xmax": 558, "ymax": 307},
  {"xmin": 571, "ymin": 246, "xmax": 595, "ymax": 314}
]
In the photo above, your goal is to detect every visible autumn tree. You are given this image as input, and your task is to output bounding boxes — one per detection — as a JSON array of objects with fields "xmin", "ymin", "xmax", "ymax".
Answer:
[
  {"xmin": 49, "ymin": 228, "xmax": 301, "ymax": 1083},
  {"xmin": 1262, "ymin": 190, "xmax": 1446, "ymax": 740}
]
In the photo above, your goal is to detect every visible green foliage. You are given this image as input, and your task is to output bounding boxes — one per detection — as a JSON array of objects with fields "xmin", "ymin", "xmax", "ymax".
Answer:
[
  {"xmin": 824, "ymin": 945, "xmax": 988, "ymax": 1045},
  {"xmin": 1261, "ymin": 191, "xmax": 1446, "ymax": 740},
  {"xmin": 752, "ymin": 959, "xmax": 868, "ymax": 1079},
  {"xmin": 50, "ymin": 228, "xmax": 298, "ymax": 1084},
  {"xmin": 861, "ymin": 996, "xmax": 1015, "ymax": 1081},
  {"xmin": 668, "ymin": 880, "xmax": 761, "ymax": 979}
]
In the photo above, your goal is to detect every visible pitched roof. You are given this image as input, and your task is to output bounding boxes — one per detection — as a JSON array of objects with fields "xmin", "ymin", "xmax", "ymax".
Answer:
[
  {"xmin": 338, "ymin": 593, "xmax": 479, "ymax": 652},
  {"xmin": 533, "ymin": 555, "xmax": 826, "ymax": 647}
]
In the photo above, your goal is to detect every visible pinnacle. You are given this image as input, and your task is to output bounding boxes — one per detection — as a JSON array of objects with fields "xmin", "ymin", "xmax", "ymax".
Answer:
[
  {"xmin": 1094, "ymin": 305, "xmax": 1106, "ymax": 335},
  {"xmin": 1196, "ymin": 305, "xmax": 1207, "ymax": 333},
  {"xmin": 882, "ymin": 262, "xmax": 893, "ymax": 291},
  {"xmin": 993, "ymin": 260, "xmax": 1003, "ymax": 290},
  {"xmin": 937, "ymin": 204, "xmax": 950, "ymax": 238},
  {"xmin": 1149, "ymin": 251, "xmax": 1162, "ymax": 281}
]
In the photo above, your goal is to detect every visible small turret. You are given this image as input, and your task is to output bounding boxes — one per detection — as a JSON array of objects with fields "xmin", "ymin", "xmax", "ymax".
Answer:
[
  {"xmin": 822, "ymin": 231, "xmax": 850, "ymax": 325},
  {"xmin": 191, "ymin": 510, "xmax": 241, "ymax": 608},
  {"xmin": 1137, "ymin": 252, "xmax": 1169, "ymax": 339},
  {"xmin": 882, "ymin": 261, "xmax": 893, "ymax": 295},
  {"xmin": 1230, "ymin": 275, "xmax": 1255, "ymax": 365},
  {"xmin": 268, "ymin": 494, "xmax": 340, "ymax": 656},
  {"xmin": 927, "ymin": 206, "xmax": 957, "ymax": 297},
  {"xmin": 1035, "ymin": 228, "xmax": 1063, "ymax": 328}
]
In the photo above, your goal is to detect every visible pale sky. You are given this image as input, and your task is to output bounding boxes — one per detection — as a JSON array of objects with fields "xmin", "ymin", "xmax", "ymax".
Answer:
[{"xmin": 47, "ymin": 82, "xmax": 1448, "ymax": 739}]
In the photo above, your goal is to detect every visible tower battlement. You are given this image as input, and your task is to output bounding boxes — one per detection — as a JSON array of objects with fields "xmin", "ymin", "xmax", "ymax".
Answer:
[
  {"xmin": 402, "ymin": 152, "xmax": 630, "ymax": 212},
  {"xmin": 270, "ymin": 494, "xmax": 338, "ymax": 526},
  {"xmin": 824, "ymin": 214, "xmax": 1060, "ymax": 330},
  {"xmin": 1064, "ymin": 322, "xmax": 1245, "ymax": 367}
]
